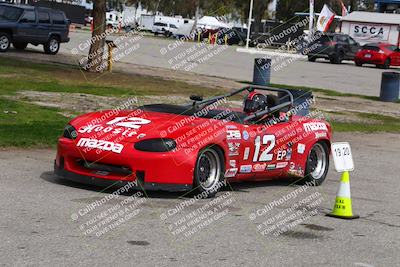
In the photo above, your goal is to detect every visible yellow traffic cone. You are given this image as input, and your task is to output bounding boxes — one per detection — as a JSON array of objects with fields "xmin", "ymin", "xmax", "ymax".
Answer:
[{"xmin": 326, "ymin": 171, "xmax": 359, "ymax": 219}]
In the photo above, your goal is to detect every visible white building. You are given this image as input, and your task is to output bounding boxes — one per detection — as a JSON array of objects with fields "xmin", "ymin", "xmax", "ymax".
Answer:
[{"xmin": 340, "ymin": 11, "xmax": 400, "ymax": 46}]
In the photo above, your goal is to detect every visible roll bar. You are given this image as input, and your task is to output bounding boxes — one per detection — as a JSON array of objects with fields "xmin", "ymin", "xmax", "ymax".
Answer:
[{"xmin": 193, "ymin": 85, "xmax": 294, "ymax": 122}]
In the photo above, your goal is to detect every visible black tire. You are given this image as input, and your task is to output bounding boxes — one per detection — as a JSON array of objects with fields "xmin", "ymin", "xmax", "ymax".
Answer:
[
  {"xmin": 308, "ymin": 56, "xmax": 316, "ymax": 62},
  {"xmin": 382, "ymin": 58, "xmax": 391, "ymax": 69},
  {"xmin": 0, "ymin": 32, "xmax": 11, "ymax": 52},
  {"xmin": 302, "ymin": 141, "xmax": 329, "ymax": 186},
  {"xmin": 355, "ymin": 61, "xmax": 362, "ymax": 67},
  {"xmin": 193, "ymin": 146, "xmax": 225, "ymax": 198},
  {"xmin": 330, "ymin": 51, "xmax": 343, "ymax": 64},
  {"xmin": 13, "ymin": 42, "xmax": 28, "ymax": 50},
  {"xmin": 44, "ymin": 36, "xmax": 60, "ymax": 55}
]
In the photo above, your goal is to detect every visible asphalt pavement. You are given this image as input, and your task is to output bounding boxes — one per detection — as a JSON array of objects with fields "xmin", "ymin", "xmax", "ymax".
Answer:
[{"xmin": 1, "ymin": 132, "xmax": 399, "ymax": 266}]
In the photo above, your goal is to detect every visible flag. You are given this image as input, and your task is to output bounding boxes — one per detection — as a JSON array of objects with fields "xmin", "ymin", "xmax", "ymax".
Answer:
[
  {"xmin": 338, "ymin": 0, "xmax": 349, "ymax": 16},
  {"xmin": 317, "ymin": 4, "xmax": 336, "ymax": 32}
]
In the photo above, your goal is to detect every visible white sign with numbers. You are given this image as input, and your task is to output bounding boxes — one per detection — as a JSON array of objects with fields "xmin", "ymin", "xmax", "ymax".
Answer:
[{"xmin": 331, "ymin": 142, "xmax": 354, "ymax": 172}]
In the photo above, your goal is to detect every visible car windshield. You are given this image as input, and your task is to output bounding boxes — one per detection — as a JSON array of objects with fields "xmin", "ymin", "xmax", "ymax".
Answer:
[
  {"xmin": 0, "ymin": 6, "xmax": 24, "ymax": 22},
  {"xmin": 362, "ymin": 45, "xmax": 380, "ymax": 51},
  {"xmin": 317, "ymin": 35, "xmax": 333, "ymax": 44},
  {"xmin": 386, "ymin": 45, "xmax": 398, "ymax": 52}
]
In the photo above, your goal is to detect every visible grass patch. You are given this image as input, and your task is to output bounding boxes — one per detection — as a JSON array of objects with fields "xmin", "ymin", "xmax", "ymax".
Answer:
[
  {"xmin": 330, "ymin": 112, "xmax": 400, "ymax": 133},
  {"xmin": 0, "ymin": 56, "xmax": 225, "ymax": 97},
  {"xmin": 0, "ymin": 98, "xmax": 68, "ymax": 147},
  {"xmin": 270, "ymin": 83, "xmax": 381, "ymax": 101}
]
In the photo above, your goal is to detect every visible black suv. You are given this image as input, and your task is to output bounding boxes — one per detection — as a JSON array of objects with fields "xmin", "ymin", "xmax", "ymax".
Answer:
[
  {"xmin": 0, "ymin": 3, "xmax": 70, "ymax": 54},
  {"xmin": 307, "ymin": 33, "xmax": 360, "ymax": 64}
]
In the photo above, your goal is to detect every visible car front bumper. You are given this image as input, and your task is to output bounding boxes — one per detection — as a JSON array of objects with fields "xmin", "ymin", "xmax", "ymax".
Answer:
[
  {"xmin": 55, "ymin": 137, "xmax": 197, "ymax": 191},
  {"xmin": 54, "ymin": 161, "xmax": 192, "ymax": 192}
]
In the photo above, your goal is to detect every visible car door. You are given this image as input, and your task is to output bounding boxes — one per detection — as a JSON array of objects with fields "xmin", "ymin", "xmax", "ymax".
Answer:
[
  {"xmin": 388, "ymin": 45, "xmax": 400, "ymax": 66},
  {"xmin": 37, "ymin": 10, "xmax": 51, "ymax": 43},
  {"xmin": 394, "ymin": 48, "xmax": 400, "ymax": 66},
  {"xmin": 339, "ymin": 36, "xmax": 352, "ymax": 59},
  {"xmin": 347, "ymin": 36, "xmax": 360, "ymax": 59},
  {"xmin": 236, "ymin": 122, "xmax": 291, "ymax": 181},
  {"xmin": 16, "ymin": 9, "xmax": 38, "ymax": 43}
]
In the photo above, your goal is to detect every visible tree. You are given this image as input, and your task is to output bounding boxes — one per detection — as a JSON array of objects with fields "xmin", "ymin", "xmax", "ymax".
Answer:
[
  {"xmin": 86, "ymin": 0, "xmax": 106, "ymax": 72},
  {"xmin": 252, "ymin": 0, "xmax": 273, "ymax": 33}
]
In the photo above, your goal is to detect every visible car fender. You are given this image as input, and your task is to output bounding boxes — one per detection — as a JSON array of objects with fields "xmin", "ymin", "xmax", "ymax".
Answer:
[{"xmin": 46, "ymin": 32, "xmax": 61, "ymax": 42}]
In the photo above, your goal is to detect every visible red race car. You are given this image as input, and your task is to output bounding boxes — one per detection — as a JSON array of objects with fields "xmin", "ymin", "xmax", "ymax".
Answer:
[
  {"xmin": 55, "ymin": 86, "xmax": 332, "ymax": 197},
  {"xmin": 355, "ymin": 43, "xmax": 400, "ymax": 69}
]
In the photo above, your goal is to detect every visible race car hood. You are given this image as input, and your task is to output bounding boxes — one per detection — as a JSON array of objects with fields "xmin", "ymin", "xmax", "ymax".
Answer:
[{"xmin": 69, "ymin": 109, "xmax": 224, "ymax": 143}]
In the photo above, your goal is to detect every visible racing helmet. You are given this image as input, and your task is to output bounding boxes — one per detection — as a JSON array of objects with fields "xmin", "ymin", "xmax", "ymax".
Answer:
[{"xmin": 243, "ymin": 92, "xmax": 267, "ymax": 113}]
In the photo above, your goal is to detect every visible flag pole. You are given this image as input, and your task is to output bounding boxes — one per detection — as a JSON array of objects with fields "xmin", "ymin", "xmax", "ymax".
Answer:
[
  {"xmin": 309, "ymin": 0, "xmax": 314, "ymax": 42},
  {"xmin": 245, "ymin": 0, "xmax": 254, "ymax": 49}
]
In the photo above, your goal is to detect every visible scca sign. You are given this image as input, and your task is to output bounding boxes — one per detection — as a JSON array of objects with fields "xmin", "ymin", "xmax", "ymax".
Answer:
[{"xmin": 350, "ymin": 23, "xmax": 390, "ymax": 42}]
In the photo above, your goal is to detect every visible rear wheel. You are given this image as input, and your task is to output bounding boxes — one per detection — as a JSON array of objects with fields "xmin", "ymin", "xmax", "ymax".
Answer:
[
  {"xmin": 381, "ymin": 58, "xmax": 391, "ymax": 69},
  {"xmin": 44, "ymin": 36, "xmax": 60, "ymax": 55},
  {"xmin": 193, "ymin": 147, "xmax": 225, "ymax": 198},
  {"xmin": 302, "ymin": 142, "xmax": 329, "ymax": 186},
  {"xmin": 355, "ymin": 61, "xmax": 362, "ymax": 67},
  {"xmin": 0, "ymin": 32, "xmax": 11, "ymax": 52},
  {"xmin": 13, "ymin": 42, "xmax": 28, "ymax": 50}
]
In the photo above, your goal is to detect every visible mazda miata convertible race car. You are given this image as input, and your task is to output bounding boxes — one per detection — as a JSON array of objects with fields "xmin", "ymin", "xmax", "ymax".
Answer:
[{"xmin": 55, "ymin": 85, "xmax": 331, "ymax": 197}]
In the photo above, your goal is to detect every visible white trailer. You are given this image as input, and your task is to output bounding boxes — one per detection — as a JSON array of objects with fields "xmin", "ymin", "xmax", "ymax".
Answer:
[
  {"xmin": 153, "ymin": 15, "xmax": 190, "ymax": 28},
  {"xmin": 140, "ymin": 14, "xmax": 155, "ymax": 31},
  {"xmin": 121, "ymin": 6, "xmax": 137, "ymax": 27},
  {"xmin": 140, "ymin": 14, "xmax": 193, "ymax": 32}
]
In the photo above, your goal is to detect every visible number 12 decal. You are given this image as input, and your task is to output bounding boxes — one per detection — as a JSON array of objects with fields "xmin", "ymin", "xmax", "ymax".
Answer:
[{"xmin": 252, "ymin": 135, "xmax": 275, "ymax": 162}]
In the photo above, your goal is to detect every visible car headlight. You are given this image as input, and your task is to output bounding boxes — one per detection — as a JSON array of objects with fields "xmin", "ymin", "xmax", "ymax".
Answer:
[
  {"xmin": 63, "ymin": 124, "xmax": 78, "ymax": 139},
  {"xmin": 134, "ymin": 138, "xmax": 176, "ymax": 152}
]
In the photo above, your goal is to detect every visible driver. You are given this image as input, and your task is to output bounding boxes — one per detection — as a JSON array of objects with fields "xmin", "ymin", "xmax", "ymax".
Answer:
[
  {"xmin": 243, "ymin": 92, "xmax": 267, "ymax": 114},
  {"xmin": 243, "ymin": 92, "xmax": 278, "ymax": 124}
]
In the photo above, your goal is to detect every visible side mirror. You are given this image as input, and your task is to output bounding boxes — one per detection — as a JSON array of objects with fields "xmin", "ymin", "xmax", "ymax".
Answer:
[{"xmin": 190, "ymin": 95, "xmax": 203, "ymax": 101}]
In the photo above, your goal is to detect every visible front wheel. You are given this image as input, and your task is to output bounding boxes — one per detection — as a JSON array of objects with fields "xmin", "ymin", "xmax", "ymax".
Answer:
[
  {"xmin": 303, "ymin": 142, "xmax": 329, "ymax": 186},
  {"xmin": 44, "ymin": 37, "xmax": 60, "ymax": 55},
  {"xmin": 0, "ymin": 32, "xmax": 11, "ymax": 52},
  {"xmin": 193, "ymin": 147, "xmax": 225, "ymax": 198}
]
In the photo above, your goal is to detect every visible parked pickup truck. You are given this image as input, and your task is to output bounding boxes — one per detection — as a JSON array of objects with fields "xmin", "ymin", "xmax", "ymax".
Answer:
[{"xmin": 0, "ymin": 3, "xmax": 70, "ymax": 54}]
